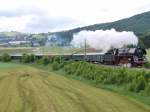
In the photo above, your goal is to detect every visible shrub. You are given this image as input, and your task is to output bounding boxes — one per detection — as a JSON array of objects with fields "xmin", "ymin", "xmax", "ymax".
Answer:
[
  {"xmin": 21, "ymin": 54, "xmax": 36, "ymax": 63},
  {"xmin": 29, "ymin": 54, "xmax": 36, "ymax": 62},
  {"xmin": 144, "ymin": 62, "xmax": 150, "ymax": 68},
  {"xmin": 128, "ymin": 75, "xmax": 146, "ymax": 92},
  {"xmin": 51, "ymin": 62, "xmax": 59, "ymax": 70},
  {"xmin": 1, "ymin": 53, "xmax": 11, "ymax": 62},
  {"xmin": 135, "ymin": 75, "xmax": 146, "ymax": 92},
  {"xmin": 42, "ymin": 56, "xmax": 50, "ymax": 65},
  {"xmin": 49, "ymin": 60, "xmax": 150, "ymax": 94},
  {"xmin": 21, "ymin": 53, "xmax": 29, "ymax": 63},
  {"xmin": 128, "ymin": 80, "xmax": 137, "ymax": 92},
  {"xmin": 145, "ymin": 82, "xmax": 150, "ymax": 96}
]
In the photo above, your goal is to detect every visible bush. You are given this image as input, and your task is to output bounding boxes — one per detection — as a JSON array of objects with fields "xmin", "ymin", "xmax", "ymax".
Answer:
[
  {"xmin": 128, "ymin": 76, "xmax": 146, "ymax": 93},
  {"xmin": 51, "ymin": 56, "xmax": 66, "ymax": 70},
  {"xmin": 135, "ymin": 75, "xmax": 146, "ymax": 92},
  {"xmin": 41, "ymin": 56, "xmax": 50, "ymax": 65},
  {"xmin": 21, "ymin": 54, "xmax": 36, "ymax": 63},
  {"xmin": 29, "ymin": 54, "xmax": 36, "ymax": 62},
  {"xmin": 21, "ymin": 53, "xmax": 29, "ymax": 63},
  {"xmin": 145, "ymin": 82, "xmax": 150, "ymax": 96},
  {"xmin": 51, "ymin": 62, "xmax": 59, "ymax": 70},
  {"xmin": 1, "ymin": 53, "xmax": 11, "ymax": 62},
  {"xmin": 144, "ymin": 62, "xmax": 150, "ymax": 68},
  {"xmin": 128, "ymin": 80, "xmax": 137, "ymax": 92}
]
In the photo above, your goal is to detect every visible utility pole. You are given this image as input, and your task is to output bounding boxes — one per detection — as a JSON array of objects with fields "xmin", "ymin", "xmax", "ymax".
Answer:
[{"xmin": 84, "ymin": 39, "xmax": 87, "ymax": 60}]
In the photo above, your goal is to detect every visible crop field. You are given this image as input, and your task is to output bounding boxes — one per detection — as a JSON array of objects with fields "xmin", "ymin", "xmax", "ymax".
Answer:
[
  {"xmin": 0, "ymin": 47, "xmax": 36, "ymax": 55},
  {"xmin": 0, "ymin": 46, "xmax": 77, "ymax": 55},
  {"xmin": 0, "ymin": 62, "xmax": 149, "ymax": 112},
  {"xmin": 0, "ymin": 46, "xmax": 101, "ymax": 55}
]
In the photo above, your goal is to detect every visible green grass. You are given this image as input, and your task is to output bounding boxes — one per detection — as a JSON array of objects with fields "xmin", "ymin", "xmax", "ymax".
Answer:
[
  {"xmin": 0, "ymin": 62, "xmax": 149, "ymax": 112},
  {"xmin": 33, "ymin": 63, "xmax": 150, "ymax": 106},
  {"xmin": 0, "ymin": 62, "xmax": 26, "ymax": 70},
  {"xmin": 147, "ymin": 49, "xmax": 150, "ymax": 61},
  {"xmin": 0, "ymin": 46, "xmax": 99, "ymax": 55},
  {"xmin": 0, "ymin": 46, "xmax": 80, "ymax": 55},
  {"xmin": 0, "ymin": 47, "xmax": 35, "ymax": 55}
]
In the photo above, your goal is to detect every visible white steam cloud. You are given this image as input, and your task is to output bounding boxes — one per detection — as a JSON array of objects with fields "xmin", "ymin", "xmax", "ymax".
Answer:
[{"xmin": 71, "ymin": 29, "xmax": 138, "ymax": 52}]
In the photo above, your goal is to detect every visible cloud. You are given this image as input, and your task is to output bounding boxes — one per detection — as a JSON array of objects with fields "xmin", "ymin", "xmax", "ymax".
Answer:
[
  {"xmin": 0, "ymin": 0, "xmax": 149, "ymax": 33},
  {"xmin": 0, "ymin": 7, "xmax": 45, "ymax": 17},
  {"xmin": 25, "ymin": 15, "xmax": 85, "ymax": 33}
]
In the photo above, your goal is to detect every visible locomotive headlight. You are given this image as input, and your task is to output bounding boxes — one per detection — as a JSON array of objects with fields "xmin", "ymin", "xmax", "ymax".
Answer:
[
  {"xmin": 143, "ymin": 56, "xmax": 147, "ymax": 61},
  {"xmin": 134, "ymin": 56, "xmax": 138, "ymax": 61}
]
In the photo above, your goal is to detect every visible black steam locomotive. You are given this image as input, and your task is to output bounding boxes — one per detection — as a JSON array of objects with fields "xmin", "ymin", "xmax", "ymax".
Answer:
[
  {"xmin": 71, "ymin": 47, "xmax": 147, "ymax": 67},
  {"xmin": 10, "ymin": 47, "xmax": 147, "ymax": 67}
]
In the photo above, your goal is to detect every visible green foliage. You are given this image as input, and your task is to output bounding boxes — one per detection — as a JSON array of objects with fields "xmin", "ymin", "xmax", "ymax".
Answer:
[
  {"xmin": 49, "ymin": 56, "xmax": 66, "ymax": 70},
  {"xmin": 144, "ymin": 62, "xmax": 150, "ymax": 68},
  {"xmin": 21, "ymin": 53, "xmax": 36, "ymax": 63},
  {"xmin": 1, "ymin": 53, "xmax": 11, "ymax": 62},
  {"xmin": 135, "ymin": 76, "xmax": 146, "ymax": 92},
  {"xmin": 145, "ymin": 82, "xmax": 150, "ymax": 96},
  {"xmin": 140, "ymin": 32, "xmax": 150, "ymax": 48},
  {"xmin": 30, "ymin": 54, "xmax": 36, "ymax": 62},
  {"xmin": 41, "ymin": 56, "xmax": 50, "ymax": 65},
  {"xmin": 53, "ymin": 61, "xmax": 150, "ymax": 95}
]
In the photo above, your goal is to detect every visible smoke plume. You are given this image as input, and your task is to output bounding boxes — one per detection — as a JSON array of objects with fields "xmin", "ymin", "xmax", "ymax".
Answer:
[{"xmin": 71, "ymin": 29, "xmax": 138, "ymax": 52}]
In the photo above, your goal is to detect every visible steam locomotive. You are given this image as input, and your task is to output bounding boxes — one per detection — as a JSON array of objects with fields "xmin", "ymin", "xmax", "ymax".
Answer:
[
  {"xmin": 10, "ymin": 47, "xmax": 147, "ymax": 67},
  {"xmin": 71, "ymin": 47, "xmax": 147, "ymax": 67}
]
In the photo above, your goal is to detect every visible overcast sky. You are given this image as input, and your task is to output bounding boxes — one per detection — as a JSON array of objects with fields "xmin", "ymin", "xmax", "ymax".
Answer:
[{"xmin": 0, "ymin": 0, "xmax": 150, "ymax": 33}]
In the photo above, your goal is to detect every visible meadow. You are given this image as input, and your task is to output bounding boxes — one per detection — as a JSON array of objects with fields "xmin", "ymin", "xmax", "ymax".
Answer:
[
  {"xmin": 147, "ymin": 49, "xmax": 150, "ymax": 60},
  {"xmin": 0, "ymin": 62, "xmax": 149, "ymax": 112},
  {"xmin": 0, "ymin": 46, "xmax": 100, "ymax": 55},
  {"xmin": 0, "ymin": 46, "xmax": 76, "ymax": 55}
]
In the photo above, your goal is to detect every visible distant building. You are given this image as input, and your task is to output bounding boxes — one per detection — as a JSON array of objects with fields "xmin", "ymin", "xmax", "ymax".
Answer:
[
  {"xmin": 8, "ymin": 41, "xmax": 30, "ymax": 46},
  {"xmin": 46, "ymin": 35, "xmax": 66, "ymax": 46},
  {"xmin": 31, "ymin": 41, "xmax": 40, "ymax": 47}
]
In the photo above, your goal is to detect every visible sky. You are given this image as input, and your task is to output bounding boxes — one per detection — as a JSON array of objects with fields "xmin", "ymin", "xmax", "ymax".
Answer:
[{"xmin": 0, "ymin": 0, "xmax": 150, "ymax": 33}]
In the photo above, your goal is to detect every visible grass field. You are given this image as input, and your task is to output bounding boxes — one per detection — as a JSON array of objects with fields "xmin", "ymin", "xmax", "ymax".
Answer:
[
  {"xmin": 0, "ymin": 46, "xmax": 78, "ymax": 55},
  {"xmin": 0, "ymin": 46, "xmax": 101, "ymax": 55},
  {"xmin": 0, "ymin": 62, "xmax": 149, "ymax": 112},
  {"xmin": 147, "ymin": 49, "xmax": 150, "ymax": 61},
  {"xmin": 0, "ymin": 47, "xmax": 36, "ymax": 55}
]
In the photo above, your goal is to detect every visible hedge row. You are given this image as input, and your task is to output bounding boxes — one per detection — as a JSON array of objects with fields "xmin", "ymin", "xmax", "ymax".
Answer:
[{"xmin": 61, "ymin": 61, "xmax": 150, "ymax": 95}]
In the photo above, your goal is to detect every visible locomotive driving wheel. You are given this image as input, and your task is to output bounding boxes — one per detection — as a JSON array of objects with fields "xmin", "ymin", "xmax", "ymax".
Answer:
[{"xmin": 119, "ymin": 57, "xmax": 131, "ymax": 67}]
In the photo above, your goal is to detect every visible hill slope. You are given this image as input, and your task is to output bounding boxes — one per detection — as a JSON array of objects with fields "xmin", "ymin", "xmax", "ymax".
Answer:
[
  {"xmin": 51, "ymin": 11, "xmax": 150, "ymax": 43},
  {"xmin": 0, "ymin": 11, "xmax": 150, "ymax": 47},
  {"xmin": 0, "ymin": 62, "xmax": 149, "ymax": 112}
]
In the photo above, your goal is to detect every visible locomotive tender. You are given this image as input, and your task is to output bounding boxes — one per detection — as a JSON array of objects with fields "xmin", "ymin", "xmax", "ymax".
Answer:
[{"xmin": 71, "ymin": 47, "xmax": 147, "ymax": 67}]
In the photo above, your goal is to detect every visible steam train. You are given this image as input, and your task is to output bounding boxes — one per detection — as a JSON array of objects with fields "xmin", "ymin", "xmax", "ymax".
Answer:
[
  {"xmin": 71, "ymin": 47, "xmax": 147, "ymax": 67},
  {"xmin": 10, "ymin": 47, "xmax": 147, "ymax": 67}
]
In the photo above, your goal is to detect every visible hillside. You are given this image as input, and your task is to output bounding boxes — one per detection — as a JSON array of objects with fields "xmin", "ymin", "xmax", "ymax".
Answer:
[
  {"xmin": 0, "ymin": 11, "xmax": 150, "ymax": 47},
  {"xmin": 50, "ymin": 11, "xmax": 150, "ymax": 43},
  {"xmin": 140, "ymin": 32, "xmax": 150, "ymax": 48},
  {"xmin": 0, "ymin": 62, "xmax": 149, "ymax": 112}
]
